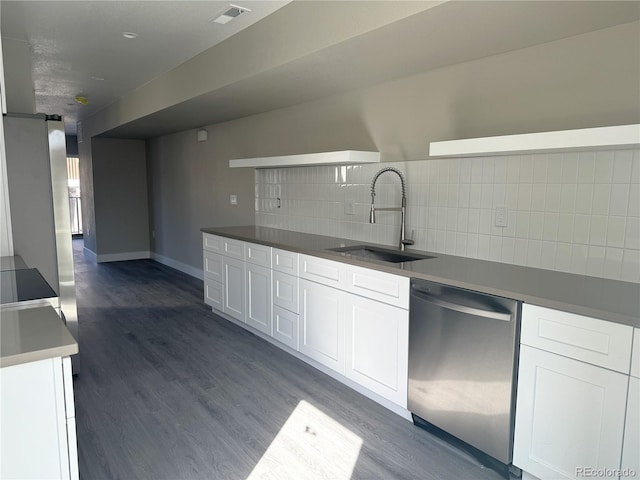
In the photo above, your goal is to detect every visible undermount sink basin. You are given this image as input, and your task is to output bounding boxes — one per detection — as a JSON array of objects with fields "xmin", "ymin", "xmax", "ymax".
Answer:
[{"xmin": 327, "ymin": 245, "xmax": 435, "ymax": 264}]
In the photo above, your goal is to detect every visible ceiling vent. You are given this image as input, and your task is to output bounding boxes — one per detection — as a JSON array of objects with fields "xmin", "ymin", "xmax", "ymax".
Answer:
[{"xmin": 211, "ymin": 4, "xmax": 250, "ymax": 24}]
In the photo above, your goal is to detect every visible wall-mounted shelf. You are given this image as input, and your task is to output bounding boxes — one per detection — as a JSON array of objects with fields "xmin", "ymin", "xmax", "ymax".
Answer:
[
  {"xmin": 229, "ymin": 150, "xmax": 380, "ymax": 168},
  {"xmin": 429, "ymin": 124, "xmax": 640, "ymax": 158}
]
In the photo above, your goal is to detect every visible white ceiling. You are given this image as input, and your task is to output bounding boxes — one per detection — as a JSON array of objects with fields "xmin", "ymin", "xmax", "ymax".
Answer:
[
  {"xmin": 1, "ymin": 1, "xmax": 639, "ymax": 139},
  {"xmin": 0, "ymin": 0, "xmax": 289, "ymax": 135}
]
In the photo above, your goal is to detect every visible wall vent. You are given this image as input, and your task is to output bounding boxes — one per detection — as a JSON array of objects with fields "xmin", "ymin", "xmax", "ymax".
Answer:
[{"xmin": 211, "ymin": 5, "xmax": 250, "ymax": 24}]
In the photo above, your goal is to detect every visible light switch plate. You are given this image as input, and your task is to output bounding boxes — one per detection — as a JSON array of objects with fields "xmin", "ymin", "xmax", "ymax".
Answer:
[
  {"xmin": 230, "ymin": 194, "xmax": 238, "ymax": 205},
  {"xmin": 495, "ymin": 206, "xmax": 507, "ymax": 227}
]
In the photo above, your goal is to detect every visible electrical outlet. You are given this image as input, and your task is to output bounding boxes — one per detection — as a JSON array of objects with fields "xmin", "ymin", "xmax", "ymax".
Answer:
[
  {"xmin": 495, "ymin": 206, "xmax": 507, "ymax": 227},
  {"xmin": 230, "ymin": 194, "xmax": 238, "ymax": 205},
  {"xmin": 344, "ymin": 199, "xmax": 355, "ymax": 215}
]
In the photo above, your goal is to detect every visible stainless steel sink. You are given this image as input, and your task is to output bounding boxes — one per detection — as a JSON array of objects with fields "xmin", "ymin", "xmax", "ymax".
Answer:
[{"xmin": 327, "ymin": 245, "xmax": 435, "ymax": 263}]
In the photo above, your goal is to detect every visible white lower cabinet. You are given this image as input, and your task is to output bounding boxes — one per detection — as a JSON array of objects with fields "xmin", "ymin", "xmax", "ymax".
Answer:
[
  {"xmin": 1, "ymin": 356, "xmax": 78, "ymax": 480},
  {"xmin": 299, "ymin": 279, "xmax": 345, "ymax": 374},
  {"xmin": 245, "ymin": 263, "xmax": 272, "ymax": 335},
  {"xmin": 344, "ymin": 294, "xmax": 408, "ymax": 407},
  {"xmin": 223, "ymin": 256, "xmax": 245, "ymax": 322},
  {"xmin": 622, "ymin": 376, "xmax": 639, "ymax": 475},
  {"xmin": 203, "ymin": 241, "xmax": 410, "ymax": 411},
  {"xmin": 514, "ymin": 345, "xmax": 628, "ymax": 480},
  {"xmin": 273, "ymin": 304, "xmax": 299, "ymax": 350},
  {"xmin": 204, "ymin": 277, "xmax": 224, "ymax": 311}
]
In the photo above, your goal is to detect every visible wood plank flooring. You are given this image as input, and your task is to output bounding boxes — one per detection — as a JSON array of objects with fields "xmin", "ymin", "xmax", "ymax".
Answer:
[{"xmin": 72, "ymin": 240, "xmax": 502, "ymax": 480}]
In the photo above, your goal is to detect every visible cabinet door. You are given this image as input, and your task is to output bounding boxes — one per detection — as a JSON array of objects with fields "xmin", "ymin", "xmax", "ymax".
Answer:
[
  {"xmin": 345, "ymin": 294, "xmax": 408, "ymax": 407},
  {"xmin": 203, "ymin": 251, "xmax": 223, "ymax": 283},
  {"xmin": 245, "ymin": 263, "xmax": 272, "ymax": 335},
  {"xmin": 246, "ymin": 242, "xmax": 272, "ymax": 268},
  {"xmin": 1, "ymin": 357, "xmax": 70, "ymax": 480},
  {"xmin": 273, "ymin": 305, "xmax": 299, "ymax": 351},
  {"xmin": 204, "ymin": 277, "xmax": 224, "ymax": 312},
  {"xmin": 273, "ymin": 270, "xmax": 299, "ymax": 314},
  {"xmin": 223, "ymin": 257, "xmax": 245, "ymax": 322},
  {"xmin": 514, "ymin": 345, "xmax": 628, "ymax": 480},
  {"xmin": 622, "ymin": 376, "xmax": 639, "ymax": 475},
  {"xmin": 299, "ymin": 279, "xmax": 344, "ymax": 374}
]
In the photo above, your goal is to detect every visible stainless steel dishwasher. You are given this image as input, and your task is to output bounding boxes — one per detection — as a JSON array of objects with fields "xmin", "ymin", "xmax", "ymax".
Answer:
[{"xmin": 409, "ymin": 278, "xmax": 520, "ymax": 476}]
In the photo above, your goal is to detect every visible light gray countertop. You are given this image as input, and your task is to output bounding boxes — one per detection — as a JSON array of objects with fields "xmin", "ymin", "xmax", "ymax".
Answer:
[
  {"xmin": 202, "ymin": 225, "xmax": 640, "ymax": 328},
  {"xmin": 0, "ymin": 306, "xmax": 78, "ymax": 368}
]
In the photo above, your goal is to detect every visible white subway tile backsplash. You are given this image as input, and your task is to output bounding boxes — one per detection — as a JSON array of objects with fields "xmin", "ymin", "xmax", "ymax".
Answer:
[
  {"xmin": 577, "ymin": 152, "xmax": 596, "ymax": 183},
  {"xmin": 255, "ymin": 149, "xmax": 639, "ymax": 283},
  {"xmin": 559, "ymin": 184, "xmax": 577, "ymax": 213},
  {"xmin": 609, "ymin": 184, "xmax": 630, "ymax": 216},
  {"xmin": 547, "ymin": 156, "xmax": 563, "ymax": 183},
  {"xmin": 531, "ymin": 184, "xmax": 546, "ymax": 211},
  {"xmin": 561, "ymin": 153, "xmax": 579, "ymax": 183},
  {"xmin": 592, "ymin": 184, "xmax": 611, "ymax": 216},
  {"xmin": 589, "ymin": 216, "xmax": 608, "ymax": 246},
  {"xmin": 613, "ymin": 150, "xmax": 634, "ymax": 183},
  {"xmin": 595, "ymin": 151, "xmax": 614, "ymax": 183},
  {"xmin": 575, "ymin": 184, "xmax": 594, "ymax": 214}
]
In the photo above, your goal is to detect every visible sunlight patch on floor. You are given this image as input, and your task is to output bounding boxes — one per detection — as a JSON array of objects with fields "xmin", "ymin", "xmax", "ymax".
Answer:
[{"xmin": 246, "ymin": 400, "xmax": 363, "ymax": 480}]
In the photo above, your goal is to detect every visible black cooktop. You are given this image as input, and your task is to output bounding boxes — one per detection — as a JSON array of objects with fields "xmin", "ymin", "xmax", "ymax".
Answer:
[{"xmin": 0, "ymin": 268, "xmax": 57, "ymax": 305}]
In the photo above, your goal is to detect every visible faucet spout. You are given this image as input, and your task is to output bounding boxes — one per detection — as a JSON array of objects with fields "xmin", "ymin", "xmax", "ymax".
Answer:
[{"xmin": 369, "ymin": 167, "xmax": 414, "ymax": 251}]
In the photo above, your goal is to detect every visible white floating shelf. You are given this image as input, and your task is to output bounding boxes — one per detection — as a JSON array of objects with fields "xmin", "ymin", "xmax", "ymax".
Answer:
[
  {"xmin": 229, "ymin": 150, "xmax": 380, "ymax": 168},
  {"xmin": 429, "ymin": 124, "xmax": 640, "ymax": 158}
]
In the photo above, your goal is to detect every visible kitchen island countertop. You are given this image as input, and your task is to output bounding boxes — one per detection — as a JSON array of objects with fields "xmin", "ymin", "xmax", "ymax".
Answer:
[
  {"xmin": 0, "ymin": 306, "xmax": 78, "ymax": 368},
  {"xmin": 202, "ymin": 225, "xmax": 640, "ymax": 328}
]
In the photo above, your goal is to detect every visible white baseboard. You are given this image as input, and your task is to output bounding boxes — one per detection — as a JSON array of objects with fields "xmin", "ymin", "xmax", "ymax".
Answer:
[
  {"xmin": 96, "ymin": 251, "xmax": 151, "ymax": 263},
  {"xmin": 151, "ymin": 252, "xmax": 203, "ymax": 280},
  {"xmin": 83, "ymin": 247, "xmax": 97, "ymax": 262}
]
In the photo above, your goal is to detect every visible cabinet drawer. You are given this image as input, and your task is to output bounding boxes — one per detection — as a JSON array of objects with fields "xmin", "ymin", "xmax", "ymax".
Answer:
[
  {"xmin": 345, "ymin": 264, "xmax": 409, "ymax": 309},
  {"xmin": 631, "ymin": 328, "xmax": 640, "ymax": 379},
  {"xmin": 203, "ymin": 233, "xmax": 224, "ymax": 253},
  {"xmin": 246, "ymin": 242, "xmax": 272, "ymax": 268},
  {"xmin": 521, "ymin": 304, "xmax": 633, "ymax": 373},
  {"xmin": 273, "ymin": 271, "xmax": 299, "ymax": 314},
  {"xmin": 203, "ymin": 251, "xmax": 223, "ymax": 282},
  {"xmin": 273, "ymin": 305, "xmax": 299, "ymax": 351},
  {"xmin": 204, "ymin": 278, "xmax": 224, "ymax": 312},
  {"xmin": 222, "ymin": 238, "xmax": 245, "ymax": 260},
  {"xmin": 299, "ymin": 254, "xmax": 346, "ymax": 289},
  {"xmin": 272, "ymin": 248, "xmax": 298, "ymax": 276}
]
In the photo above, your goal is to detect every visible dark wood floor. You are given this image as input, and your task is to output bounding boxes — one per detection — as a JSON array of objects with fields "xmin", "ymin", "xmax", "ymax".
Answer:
[{"xmin": 72, "ymin": 239, "xmax": 502, "ymax": 480}]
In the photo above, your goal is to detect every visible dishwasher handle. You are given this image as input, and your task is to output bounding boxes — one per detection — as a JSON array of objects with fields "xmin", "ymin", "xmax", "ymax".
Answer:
[{"xmin": 411, "ymin": 287, "xmax": 512, "ymax": 322}]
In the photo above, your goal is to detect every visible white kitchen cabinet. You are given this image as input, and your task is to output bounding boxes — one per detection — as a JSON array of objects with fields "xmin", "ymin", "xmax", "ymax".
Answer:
[
  {"xmin": 299, "ymin": 279, "xmax": 345, "ymax": 374},
  {"xmin": 514, "ymin": 344, "xmax": 628, "ymax": 480},
  {"xmin": 299, "ymin": 254, "xmax": 347, "ymax": 289},
  {"xmin": 521, "ymin": 304, "xmax": 633, "ymax": 374},
  {"xmin": 631, "ymin": 328, "xmax": 640, "ymax": 378},
  {"xmin": 344, "ymin": 294, "xmax": 408, "ymax": 407},
  {"xmin": 246, "ymin": 242, "xmax": 271, "ymax": 268},
  {"xmin": 345, "ymin": 264, "xmax": 409, "ymax": 309},
  {"xmin": 1, "ymin": 356, "xmax": 78, "ymax": 480},
  {"xmin": 622, "ymin": 376, "xmax": 639, "ymax": 476},
  {"xmin": 203, "ymin": 251, "xmax": 224, "ymax": 283},
  {"xmin": 273, "ymin": 304, "xmax": 299, "ymax": 350},
  {"xmin": 273, "ymin": 270, "xmax": 299, "ymax": 314},
  {"xmin": 204, "ymin": 278, "xmax": 224, "ymax": 312},
  {"xmin": 203, "ymin": 232, "xmax": 224, "ymax": 253},
  {"xmin": 223, "ymin": 256, "xmax": 245, "ymax": 322},
  {"xmin": 222, "ymin": 237, "xmax": 246, "ymax": 260},
  {"xmin": 245, "ymin": 263, "xmax": 272, "ymax": 335},
  {"xmin": 272, "ymin": 248, "xmax": 298, "ymax": 276}
]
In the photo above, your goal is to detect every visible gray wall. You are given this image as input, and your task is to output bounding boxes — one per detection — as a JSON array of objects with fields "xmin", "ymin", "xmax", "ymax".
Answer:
[
  {"xmin": 78, "ymin": 138, "xmax": 96, "ymax": 253},
  {"xmin": 1, "ymin": 37, "xmax": 35, "ymax": 114},
  {"xmin": 147, "ymin": 22, "xmax": 640, "ymax": 272},
  {"xmin": 91, "ymin": 137, "xmax": 150, "ymax": 257}
]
